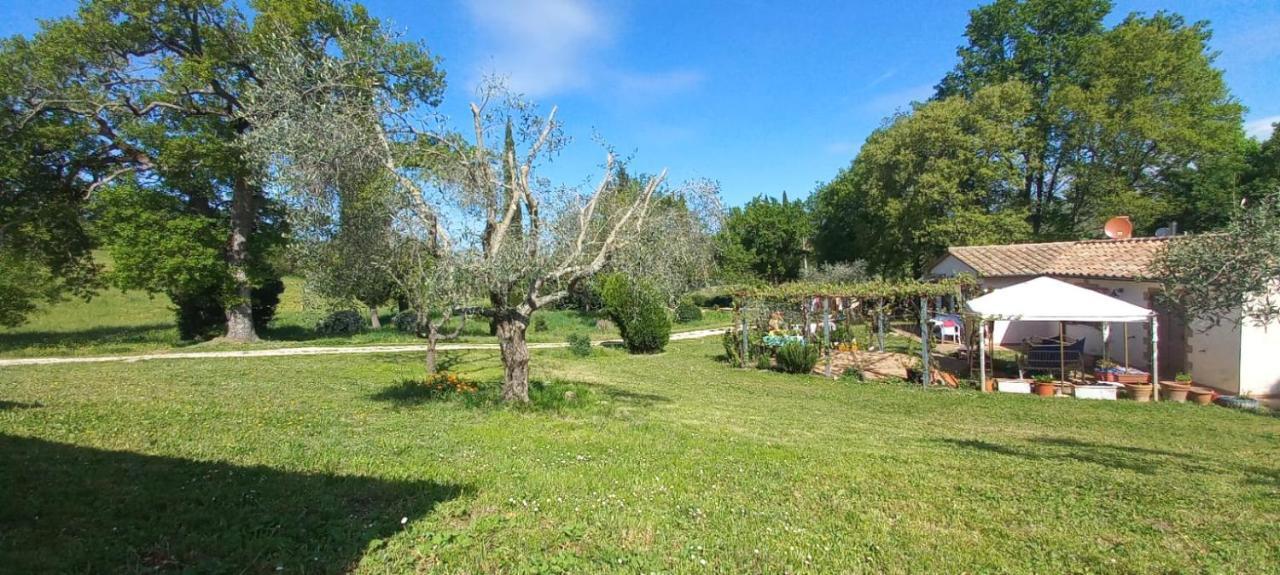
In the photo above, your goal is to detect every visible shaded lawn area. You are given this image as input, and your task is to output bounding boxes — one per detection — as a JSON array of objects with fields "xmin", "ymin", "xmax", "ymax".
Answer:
[
  {"xmin": 0, "ymin": 275, "xmax": 732, "ymax": 358},
  {"xmin": 1, "ymin": 339, "xmax": 1277, "ymax": 573}
]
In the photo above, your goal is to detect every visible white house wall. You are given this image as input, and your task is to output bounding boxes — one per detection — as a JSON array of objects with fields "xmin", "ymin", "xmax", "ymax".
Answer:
[
  {"xmin": 1239, "ymin": 313, "xmax": 1280, "ymax": 397},
  {"xmin": 1187, "ymin": 316, "xmax": 1242, "ymax": 394}
]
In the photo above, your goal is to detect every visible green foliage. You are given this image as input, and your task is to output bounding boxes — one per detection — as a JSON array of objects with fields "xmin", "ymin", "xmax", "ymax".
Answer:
[
  {"xmin": 674, "ymin": 301, "xmax": 703, "ymax": 323},
  {"xmin": 598, "ymin": 274, "xmax": 672, "ymax": 354},
  {"xmin": 716, "ymin": 195, "xmax": 813, "ymax": 283},
  {"xmin": 687, "ymin": 286, "xmax": 734, "ymax": 309},
  {"xmin": 316, "ymin": 310, "xmax": 365, "ymax": 336},
  {"xmin": 754, "ymin": 353, "xmax": 772, "ymax": 371},
  {"xmin": 816, "ymin": 0, "xmax": 1247, "ymax": 275},
  {"xmin": 566, "ymin": 333, "xmax": 592, "ymax": 358},
  {"xmin": 533, "ymin": 315, "xmax": 550, "ymax": 332},
  {"xmin": 722, "ymin": 329, "xmax": 745, "ymax": 367},
  {"xmin": 1175, "ymin": 372, "xmax": 1193, "ymax": 383},
  {"xmin": 0, "ymin": 251, "xmax": 64, "ymax": 328},
  {"xmin": 393, "ymin": 310, "xmax": 420, "ymax": 333},
  {"xmin": 1154, "ymin": 192, "xmax": 1280, "ymax": 327},
  {"xmin": 775, "ymin": 341, "xmax": 819, "ymax": 374}
]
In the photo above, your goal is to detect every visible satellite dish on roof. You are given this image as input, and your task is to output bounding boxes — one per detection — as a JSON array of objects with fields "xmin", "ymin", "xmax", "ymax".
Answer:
[
  {"xmin": 1104, "ymin": 216, "xmax": 1133, "ymax": 240},
  {"xmin": 1154, "ymin": 227, "xmax": 1172, "ymax": 237}
]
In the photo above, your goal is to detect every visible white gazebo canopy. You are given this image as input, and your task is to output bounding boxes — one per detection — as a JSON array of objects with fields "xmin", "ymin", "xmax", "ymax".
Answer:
[
  {"xmin": 966, "ymin": 276, "xmax": 1160, "ymax": 396},
  {"xmin": 967, "ymin": 276, "xmax": 1154, "ymax": 322}
]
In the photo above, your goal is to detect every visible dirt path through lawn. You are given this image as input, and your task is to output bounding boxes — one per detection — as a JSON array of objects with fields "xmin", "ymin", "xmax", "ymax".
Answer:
[{"xmin": 0, "ymin": 327, "xmax": 729, "ymax": 368}]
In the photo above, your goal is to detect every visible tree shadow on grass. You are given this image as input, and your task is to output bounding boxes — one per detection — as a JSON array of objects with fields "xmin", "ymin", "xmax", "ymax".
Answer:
[
  {"xmin": 0, "ymin": 434, "xmax": 464, "ymax": 573},
  {"xmin": 592, "ymin": 385, "xmax": 670, "ymax": 408},
  {"xmin": 939, "ymin": 436, "xmax": 1274, "ymax": 481},
  {"xmin": 0, "ymin": 400, "xmax": 42, "ymax": 411},
  {"xmin": 370, "ymin": 378, "xmax": 606, "ymax": 414},
  {"xmin": 0, "ymin": 323, "xmax": 177, "ymax": 354}
]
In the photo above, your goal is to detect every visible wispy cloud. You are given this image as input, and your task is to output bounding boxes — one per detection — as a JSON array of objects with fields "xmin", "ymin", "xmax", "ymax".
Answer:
[
  {"xmin": 867, "ymin": 68, "xmax": 897, "ymax": 89},
  {"xmin": 1217, "ymin": 19, "xmax": 1280, "ymax": 65},
  {"xmin": 463, "ymin": 0, "xmax": 703, "ymax": 103},
  {"xmin": 861, "ymin": 83, "xmax": 933, "ymax": 116},
  {"xmin": 611, "ymin": 69, "xmax": 704, "ymax": 100},
  {"xmin": 465, "ymin": 0, "xmax": 611, "ymax": 96},
  {"xmin": 1245, "ymin": 115, "xmax": 1279, "ymax": 141}
]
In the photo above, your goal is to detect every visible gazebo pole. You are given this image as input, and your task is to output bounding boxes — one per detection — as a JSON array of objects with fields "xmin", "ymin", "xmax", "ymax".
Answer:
[
  {"xmin": 1102, "ymin": 322, "xmax": 1111, "ymax": 363},
  {"xmin": 740, "ymin": 307, "xmax": 750, "ymax": 369},
  {"xmin": 1059, "ymin": 321, "xmax": 1066, "ymax": 384},
  {"xmin": 979, "ymin": 320, "xmax": 988, "ymax": 392},
  {"xmin": 823, "ymin": 296, "xmax": 832, "ymax": 378},
  {"xmin": 1151, "ymin": 316, "xmax": 1160, "ymax": 402}
]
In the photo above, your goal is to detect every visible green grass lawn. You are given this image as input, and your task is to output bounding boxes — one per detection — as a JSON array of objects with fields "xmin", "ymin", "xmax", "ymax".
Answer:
[
  {"xmin": 2, "ymin": 339, "xmax": 1277, "ymax": 573},
  {"xmin": 0, "ymin": 276, "xmax": 732, "ymax": 358}
]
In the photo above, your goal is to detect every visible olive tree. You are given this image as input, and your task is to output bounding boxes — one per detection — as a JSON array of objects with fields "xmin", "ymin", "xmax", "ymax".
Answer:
[{"xmin": 246, "ymin": 26, "xmax": 718, "ymax": 400}]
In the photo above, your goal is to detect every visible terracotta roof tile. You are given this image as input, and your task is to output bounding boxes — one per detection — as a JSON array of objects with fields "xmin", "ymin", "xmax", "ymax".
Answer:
[{"xmin": 946, "ymin": 237, "xmax": 1175, "ymax": 280}]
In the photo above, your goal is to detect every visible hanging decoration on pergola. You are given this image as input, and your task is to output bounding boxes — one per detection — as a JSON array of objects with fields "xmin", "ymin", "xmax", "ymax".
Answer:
[{"xmin": 728, "ymin": 275, "xmax": 979, "ymax": 383}]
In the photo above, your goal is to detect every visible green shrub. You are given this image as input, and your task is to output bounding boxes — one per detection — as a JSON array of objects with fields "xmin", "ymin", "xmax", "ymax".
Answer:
[
  {"xmin": 173, "ymin": 279, "xmax": 284, "ymax": 341},
  {"xmin": 755, "ymin": 353, "xmax": 772, "ymax": 370},
  {"xmin": 723, "ymin": 329, "xmax": 744, "ymax": 366},
  {"xmin": 675, "ymin": 300, "xmax": 703, "ymax": 323},
  {"xmin": 316, "ymin": 309, "xmax": 364, "ymax": 336},
  {"xmin": 598, "ymin": 274, "xmax": 671, "ymax": 354},
  {"xmin": 392, "ymin": 310, "xmax": 419, "ymax": 333},
  {"xmin": 776, "ymin": 341, "xmax": 819, "ymax": 374},
  {"xmin": 567, "ymin": 333, "xmax": 592, "ymax": 357},
  {"xmin": 533, "ymin": 315, "xmax": 549, "ymax": 332},
  {"xmin": 688, "ymin": 287, "xmax": 734, "ymax": 308}
]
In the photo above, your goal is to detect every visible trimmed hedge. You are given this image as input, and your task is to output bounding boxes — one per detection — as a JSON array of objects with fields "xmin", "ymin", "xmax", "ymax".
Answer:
[{"xmin": 598, "ymin": 274, "xmax": 671, "ymax": 354}]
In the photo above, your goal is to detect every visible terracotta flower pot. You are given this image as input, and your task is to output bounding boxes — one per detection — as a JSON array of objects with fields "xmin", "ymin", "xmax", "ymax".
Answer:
[
  {"xmin": 1033, "ymin": 381, "xmax": 1057, "ymax": 397},
  {"xmin": 1189, "ymin": 387, "xmax": 1214, "ymax": 406},
  {"xmin": 1161, "ymin": 381, "xmax": 1190, "ymax": 403},
  {"xmin": 1126, "ymin": 383, "xmax": 1153, "ymax": 402}
]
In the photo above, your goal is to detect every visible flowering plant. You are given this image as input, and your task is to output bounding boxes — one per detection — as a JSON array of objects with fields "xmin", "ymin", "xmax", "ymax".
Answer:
[{"xmin": 419, "ymin": 372, "xmax": 478, "ymax": 394}]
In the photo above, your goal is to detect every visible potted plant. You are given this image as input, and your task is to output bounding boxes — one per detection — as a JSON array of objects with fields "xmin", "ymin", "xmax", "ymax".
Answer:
[
  {"xmin": 1031, "ymin": 374, "xmax": 1058, "ymax": 397},
  {"xmin": 1093, "ymin": 359, "xmax": 1119, "ymax": 382},
  {"xmin": 1161, "ymin": 372, "xmax": 1193, "ymax": 403},
  {"xmin": 1188, "ymin": 386, "xmax": 1215, "ymax": 405},
  {"xmin": 1125, "ymin": 380, "xmax": 1154, "ymax": 402}
]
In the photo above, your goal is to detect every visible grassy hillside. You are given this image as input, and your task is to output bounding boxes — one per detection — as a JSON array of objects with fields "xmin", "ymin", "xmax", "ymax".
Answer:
[
  {"xmin": 2, "ymin": 339, "xmax": 1277, "ymax": 573},
  {"xmin": 0, "ymin": 276, "xmax": 731, "ymax": 358}
]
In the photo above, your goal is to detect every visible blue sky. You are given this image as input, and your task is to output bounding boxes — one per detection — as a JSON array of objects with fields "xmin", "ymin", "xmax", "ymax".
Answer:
[{"xmin": 3, "ymin": 0, "xmax": 1278, "ymax": 205}]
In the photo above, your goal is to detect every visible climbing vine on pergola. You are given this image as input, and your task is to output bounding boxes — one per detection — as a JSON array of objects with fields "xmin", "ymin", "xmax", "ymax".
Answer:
[{"xmin": 728, "ymin": 275, "xmax": 979, "ymax": 383}]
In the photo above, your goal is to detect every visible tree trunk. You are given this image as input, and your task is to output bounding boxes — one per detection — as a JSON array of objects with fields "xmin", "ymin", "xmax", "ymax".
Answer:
[
  {"xmin": 369, "ymin": 305, "xmax": 381, "ymax": 329},
  {"xmin": 495, "ymin": 313, "xmax": 530, "ymax": 402},
  {"xmin": 425, "ymin": 328, "xmax": 438, "ymax": 375},
  {"xmin": 224, "ymin": 174, "xmax": 258, "ymax": 342}
]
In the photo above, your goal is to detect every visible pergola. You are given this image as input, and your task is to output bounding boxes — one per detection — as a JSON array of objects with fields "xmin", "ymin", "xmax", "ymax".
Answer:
[
  {"xmin": 966, "ymin": 276, "xmax": 1158, "ymax": 395},
  {"xmin": 732, "ymin": 276, "xmax": 978, "ymax": 381}
]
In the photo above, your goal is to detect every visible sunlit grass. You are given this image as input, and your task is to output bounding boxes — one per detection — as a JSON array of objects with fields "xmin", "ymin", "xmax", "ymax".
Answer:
[{"xmin": 2, "ymin": 339, "xmax": 1277, "ymax": 572}]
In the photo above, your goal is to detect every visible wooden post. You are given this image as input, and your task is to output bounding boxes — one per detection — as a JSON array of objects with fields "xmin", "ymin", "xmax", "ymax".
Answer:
[
  {"xmin": 1059, "ymin": 321, "xmax": 1067, "ymax": 384},
  {"xmin": 919, "ymin": 296, "xmax": 930, "ymax": 388},
  {"xmin": 1123, "ymin": 323, "xmax": 1130, "ymax": 369},
  {"xmin": 979, "ymin": 320, "xmax": 988, "ymax": 392},
  {"xmin": 740, "ymin": 309, "xmax": 750, "ymax": 369},
  {"xmin": 823, "ymin": 296, "xmax": 832, "ymax": 378},
  {"xmin": 875, "ymin": 299, "xmax": 886, "ymax": 351}
]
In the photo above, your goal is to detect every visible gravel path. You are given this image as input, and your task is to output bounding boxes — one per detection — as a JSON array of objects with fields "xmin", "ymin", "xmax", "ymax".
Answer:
[{"xmin": 0, "ymin": 327, "xmax": 728, "ymax": 368}]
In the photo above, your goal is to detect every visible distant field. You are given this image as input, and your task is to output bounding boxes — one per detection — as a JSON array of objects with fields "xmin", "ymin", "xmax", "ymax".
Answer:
[
  {"xmin": 0, "ymin": 276, "xmax": 732, "ymax": 358},
  {"xmin": 2, "ymin": 338, "xmax": 1277, "ymax": 573}
]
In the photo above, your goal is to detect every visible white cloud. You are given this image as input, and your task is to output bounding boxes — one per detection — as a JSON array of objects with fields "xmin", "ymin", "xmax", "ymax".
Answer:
[
  {"xmin": 1245, "ymin": 115, "xmax": 1279, "ymax": 141},
  {"xmin": 465, "ymin": 0, "xmax": 611, "ymax": 96},
  {"xmin": 463, "ymin": 0, "xmax": 703, "ymax": 104}
]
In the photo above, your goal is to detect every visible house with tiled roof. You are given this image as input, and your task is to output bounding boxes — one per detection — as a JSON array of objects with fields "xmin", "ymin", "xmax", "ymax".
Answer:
[{"xmin": 929, "ymin": 236, "xmax": 1280, "ymax": 398}]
